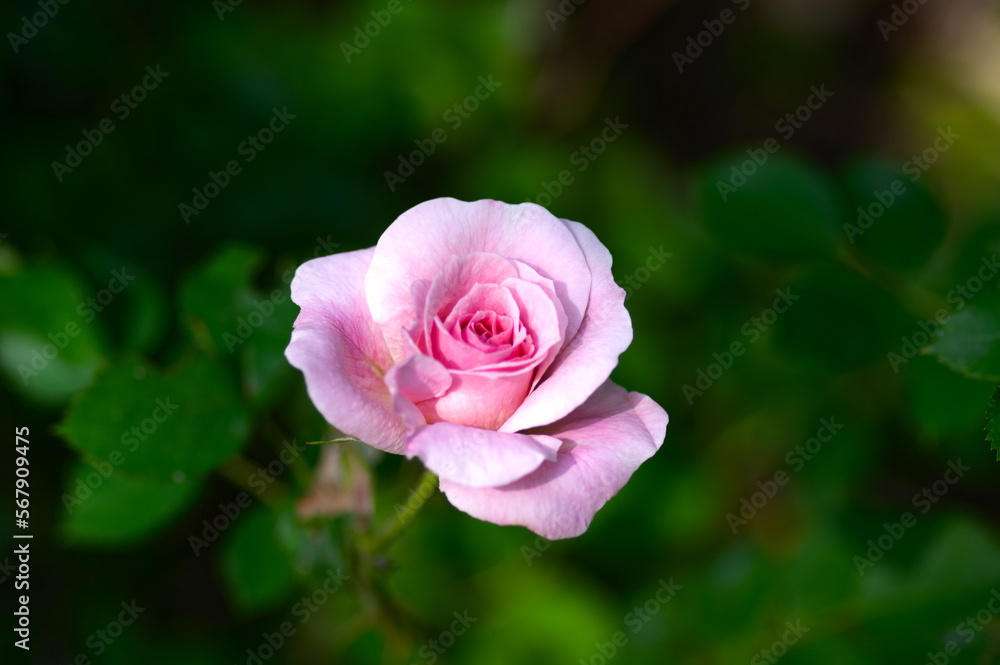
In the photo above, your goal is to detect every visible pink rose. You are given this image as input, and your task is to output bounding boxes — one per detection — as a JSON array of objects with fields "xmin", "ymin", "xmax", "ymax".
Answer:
[{"xmin": 285, "ymin": 198, "xmax": 667, "ymax": 539}]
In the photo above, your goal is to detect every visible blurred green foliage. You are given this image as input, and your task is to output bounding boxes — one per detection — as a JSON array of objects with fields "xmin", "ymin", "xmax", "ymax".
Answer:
[{"xmin": 3, "ymin": 0, "xmax": 1000, "ymax": 664}]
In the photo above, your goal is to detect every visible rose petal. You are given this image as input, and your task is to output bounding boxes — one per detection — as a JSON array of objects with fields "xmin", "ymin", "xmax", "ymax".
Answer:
[
  {"xmin": 416, "ymin": 370, "xmax": 534, "ymax": 430},
  {"xmin": 502, "ymin": 277, "xmax": 566, "ymax": 375},
  {"xmin": 406, "ymin": 422, "xmax": 562, "ymax": 488},
  {"xmin": 500, "ymin": 221, "xmax": 632, "ymax": 433},
  {"xmin": 384, "ymin": 352, "xmax": 453, "ymax": 430},
  {"xmin": 457, "ymin": 311, "xmax": 517, "ymax": 350},
  {"xmin": 440, "ymin": 381, "xmax": 667, "ymax": 539},
  {"xmin": 286, "ymin": 249, "xmax": 406, "ymax": 453},
  {"xmin": 509, "ymin": 260, "xmax": 569, "ymax": 388},
  {"xmin": 442, "ymin": 282, "xmax": 520, "ymax": 329},
  {"xmin": 433, "ymin": 317, "xmax": 521, "ymax": 370},
  {"xmin": 435, "ymin": 282, "xmax": 522, "ymax": 368},
  {"xmin": 366, "ymin": 199, "xmax": 591, "ymax": 360},
  {"xmin": 385, "ymin": 353, "xmax": 452, "ymax": 403},
  {"xmin": 406, "ymin": 278, "xmax": 433, "ymax": 352},
  {"xmin": 422, "ymin": 253, "xmax": 519, "ymax": 350},
  {"xmin": 433, "ymin": 277, "xmax": 564, "ymax": 373}
]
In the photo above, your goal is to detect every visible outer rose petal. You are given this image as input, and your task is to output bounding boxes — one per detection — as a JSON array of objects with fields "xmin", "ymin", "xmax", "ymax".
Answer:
[
  {"xmin": 366, "ymin": 199, "xmax": 591, "ymax": 360},
  {"xmin": 439, "ymin": 381, "xmax": 667, "ymax": 539},
  {"xmin": 406, "ymin": 423, "xmax": 562, "ymax": 488},
  {"xmin": 285, "ymin": 249, "xmax": 406, "ymax": 453},
  {"xmin": 500, "ymin": 221, "xmax": 633, "ymax": 433},
  {"xmin": 384, "ymin": 352, "xmax": 452, "ymax": 430}
]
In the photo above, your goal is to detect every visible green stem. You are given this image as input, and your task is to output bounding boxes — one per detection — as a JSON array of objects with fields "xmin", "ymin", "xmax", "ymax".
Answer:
[
  {"xmin": 368, "ymin": 470, "xmax": 438, "ymax": 554},
  {"xmin": 836, "ymin": 245, "xmax": 948, "ymax": 318}
]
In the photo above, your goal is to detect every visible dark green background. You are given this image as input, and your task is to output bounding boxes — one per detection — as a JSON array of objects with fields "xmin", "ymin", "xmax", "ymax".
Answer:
[{"xmin": 3, "ymin": 0, "xmax": 1000, "ymax": 663}]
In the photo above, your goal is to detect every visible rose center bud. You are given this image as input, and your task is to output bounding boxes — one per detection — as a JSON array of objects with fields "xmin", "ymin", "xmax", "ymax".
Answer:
[
  {"xmin": 462, "ymin": 311, "xmax": 514, "ymax": 349},
  {"xmin": 449, "ymin": 306, "xmax": 533, "ymax": 366}
]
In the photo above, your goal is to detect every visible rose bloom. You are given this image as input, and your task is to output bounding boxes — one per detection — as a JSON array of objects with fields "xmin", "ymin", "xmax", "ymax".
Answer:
[{"xmin": 285, "ymin": 198, "xmax": 667, "ymax": 539}]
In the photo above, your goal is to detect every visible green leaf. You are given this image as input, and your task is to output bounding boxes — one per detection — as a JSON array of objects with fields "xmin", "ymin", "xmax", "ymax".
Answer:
[
  {"xmin": 218, "ymin": 504, "xmax": 347, "ymax": 614},
  {"xmin": 700, "ymin": 152, "xmax": 840, "ymax": 259},
  {"xmin": 219, "ymin": 507, "xmax": 299, "ymax": 614},
  {"xmin": 840, "ymin": 160, "xmax": 947, "ymax": 271},
  {"xmin": 789, "ymin": 529, "xmax": 861, "ymax": 614},
  {"xmin": 689, "ymin": 542, "xmax": 775, "ymax": 640},
  {"xmin": 121, "ymin": 273, "xmax": 170, "ymax": 354},
  {"xmin": 58, "ymin": 357, "xmax": 251, "ymax": 482},
  {"xmin": 179, "ymin": 244, "xmax": 297, "ymax": 405},
  {"xmin": 0, "ymin": 265, "xmax": 106, "ymax": 403},
  {"xmin": 952, "ymin": 217, "xmax": 1000, "ymax": 282},
  {"xmin": 60, "ymin": 464, "xmax": 200, "ymax": 546},
  {"xmin": 858, "ymin": 518, "xmax": 1000, "ymax": 615},
  {"xmin": 908, "ymin": 356, "xmax": 996, "ymax": 438},
  {"xmin": 77, "ymin": 249, "xmax": 170, "ymax": 355},
  {"xmin": 275, "ymin": 510, "xmax": 346, "ymax": 580},
  {"xmin": 179, "ymin": 244, "xmax": 264, "ymax": 352},
  {"xmin": 986, "ymin": 387, "xmax": 1000, "ymax": 461},
  {"xmin": 925, "ymin": 297, "xmax": 1000, "ymax": 381},
  {"xmin": 774, "ymin": 264, "xmax": 914, "ymax": 371}
]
